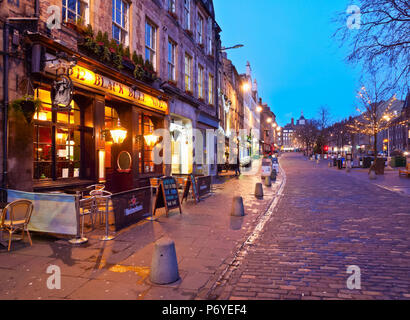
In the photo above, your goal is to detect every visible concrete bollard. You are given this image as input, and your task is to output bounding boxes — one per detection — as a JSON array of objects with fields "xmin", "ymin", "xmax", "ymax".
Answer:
[
  {"xmin": 369, "ymin": 170, "xmax": 377, "ymax": 180},
  {"xmin": 255, "ymin": 183, "xmax": 264, "ymax": 199},
  {"xmin": 264, "ymin": 176, "xmax": 272, "ymax": 187},
  {"xmin": 150, "ymin": 238, "xmax": 179, "ymax": 285},
  {"xmin": 231, "ymin": 196, "xmax": 245, "ymax": 217}
]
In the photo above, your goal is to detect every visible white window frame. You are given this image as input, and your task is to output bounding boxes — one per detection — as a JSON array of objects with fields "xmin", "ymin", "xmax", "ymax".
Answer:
[
  {"xmin": 112, "ymin": 0, "xmax": 129, "ymax": 45},
  {"xmin": 185, "ymin": 54, "xmax": 192, "ymax": 92},
  {"xmin": 168, "ymin": 0, "xmax": 176, "ymax": 13},
  {"xmin": 208, "ymin": 73, "xmax": 214, "ymax": 105},
  {"xmin": 197, "ymin": 13, "xmax": 203, "ymax": 44},
  {"xmin": 207, "ymin": 17, "xmax": 213, "ymax": 55},
  {"xmin": 168, "ymin": 39, "xmax": 176, "ymax": 81},
  {"xmin": 184, "ymin": 0, "xmax": 190, "ymax": 30},
  {"xmin": 62, "ymin": 0, "xmax": 89, "ymax": 24},
  {"xmin": 145, "ymin": 20, "xmax": 157, "ymax": 70},
  {"xmin": 198, "ymin": 65, "xmax": 204, "ymax": 99}
]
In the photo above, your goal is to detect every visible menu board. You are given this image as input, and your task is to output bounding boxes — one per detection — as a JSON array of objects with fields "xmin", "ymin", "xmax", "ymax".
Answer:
[
  {"xmin": 153, "ymin": 177, "xmax": 182, "ymax": 216},
  {"xmin": 181, "ymin": 174, "xmax": 200, "ymax": 204},
  {"xmin": 197, "ymin": 176, "xmax": 212, "ymax": 198}
]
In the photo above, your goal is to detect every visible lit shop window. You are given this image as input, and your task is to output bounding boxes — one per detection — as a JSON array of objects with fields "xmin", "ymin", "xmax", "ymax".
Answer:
[
  {"xmin": 138, "ymin": 115, "xmax": 162, "ymax": 174},
  {"xmin": 104, "ymin": 106, "xmax": 120, "ymax": 169},
  {"xmin": 112, "ymin": 0, "xmax": 129, "ymax": 45},
  {"xmin": 33, "ymin": 89, "xmax": 81, "ymax": 180}
]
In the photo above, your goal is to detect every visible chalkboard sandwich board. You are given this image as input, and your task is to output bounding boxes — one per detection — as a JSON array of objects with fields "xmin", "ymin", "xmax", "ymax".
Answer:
[
  {"xmin": 181, "ymin": 174, "xmax": 200, "ymax": 204},
  {"xmin": 153, "ymin": 176, "xmax": 182, "ymax": 216}
]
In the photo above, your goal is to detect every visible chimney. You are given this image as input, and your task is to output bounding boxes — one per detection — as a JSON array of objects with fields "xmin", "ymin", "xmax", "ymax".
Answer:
[{"xmin": 253, "ymin": 79, "xmax": 258, "ymax": 92}]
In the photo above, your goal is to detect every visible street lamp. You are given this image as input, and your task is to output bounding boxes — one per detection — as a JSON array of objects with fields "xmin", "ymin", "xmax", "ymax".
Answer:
[
  {"xmin": 267, "ymin": 117, "xmax": 272, "ymax": 124},
  {"xmin": 256, "ymin": 105, "xmax": 262, "ymax": 113},
  {"xmin": 110, "ymin": 119, "xmax": 128, "ymax": 144},
  {"xmin": 242, "ymin": 82, "xmax": 251, "ymax": 92},
  {"xmin": 220, "ymin": 44, "xmax": 244, "ymax": 51},
  {"xmin": 383, "ymin": 115, "xmax": 391, "ymax": 158}
]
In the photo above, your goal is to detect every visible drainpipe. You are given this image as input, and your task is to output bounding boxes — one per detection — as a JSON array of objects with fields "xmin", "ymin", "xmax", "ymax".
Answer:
[{"xmin": 2, "ymin": 22, "xmax": 10, "ymax": 200}]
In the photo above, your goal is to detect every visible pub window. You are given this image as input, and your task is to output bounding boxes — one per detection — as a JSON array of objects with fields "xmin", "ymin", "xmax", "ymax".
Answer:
[
  {"xmin": 104, "ymin": 106, "xmax": 119, "ymax": 169},
  {"xmin": 184, "ymin": 53, "xmax": 192, "ymax": 92},
  {"xmin": 138, "ymin": 114, "xmax": 162, "ymax": 175},
  {"xmin": 33, "ymin": 89, "xmax": 82, "ymax": 181}
]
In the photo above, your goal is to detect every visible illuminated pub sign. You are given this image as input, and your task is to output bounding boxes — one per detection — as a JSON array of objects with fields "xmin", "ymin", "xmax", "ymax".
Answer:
[{"xmin": 45, "ymin": 61, "xmax": 167, "ymax": 113}]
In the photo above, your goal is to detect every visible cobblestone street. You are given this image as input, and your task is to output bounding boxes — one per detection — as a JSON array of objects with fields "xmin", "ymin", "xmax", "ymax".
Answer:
[{"xmin": 210, "ymin": 153, "xmax": 410, "ymax": 300}]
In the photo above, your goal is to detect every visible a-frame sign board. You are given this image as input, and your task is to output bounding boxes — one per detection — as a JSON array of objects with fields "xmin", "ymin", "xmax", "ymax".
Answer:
[
  {"xmin": 181, "ymin": 174, "xmax": 200, "ymax": 204},
  {"xmin": 153, "ymin": 177, "xmax": 182, "ymax": 216}
]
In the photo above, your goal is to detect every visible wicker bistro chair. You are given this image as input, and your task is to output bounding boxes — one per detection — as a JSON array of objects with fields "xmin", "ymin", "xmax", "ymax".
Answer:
[{"xmin": 0, "ymin": 200, "xmax": 34, "ymax": 251}]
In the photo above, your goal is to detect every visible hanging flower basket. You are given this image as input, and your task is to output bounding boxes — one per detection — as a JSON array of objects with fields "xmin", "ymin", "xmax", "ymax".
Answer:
[{"xmin": 10, "ymin": 95, "xmax": 42, "ymax": 124}]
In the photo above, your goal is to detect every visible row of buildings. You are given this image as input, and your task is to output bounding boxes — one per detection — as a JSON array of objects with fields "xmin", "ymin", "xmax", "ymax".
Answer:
[
  {"xmin": 327, "ymin": 94, "xmax": 410, "ymax": 157},
  {"xmin": 0, "ymin": 0, "xmax": 280, "ymax": 195}
]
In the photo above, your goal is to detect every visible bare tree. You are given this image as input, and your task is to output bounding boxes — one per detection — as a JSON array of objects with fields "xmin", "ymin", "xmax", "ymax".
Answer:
[
  {"xmin": 333, "ymin": 0, "xmax": 410, "ymax": 96},
  {"xmin": 346, "ymin": 72, "xmax": 401, "ymax": 157},
  {"xmin": 317, "ymin": 106, "xmax": 332, "ymax": 156},
  {"xmin": 296, "ymin": 121, "xmax": 320, "ymax": 156}
]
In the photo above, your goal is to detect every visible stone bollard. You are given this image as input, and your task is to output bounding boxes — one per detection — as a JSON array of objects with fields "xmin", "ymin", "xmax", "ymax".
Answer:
[
  {"xmin": 150, "ymin": 238, "xmax": 179, "ymax": 285},
  {"xmin": 369, "ymin": 170, "xmax": 377, "ymax": 180},
  {"xmin": 231, "ymin": 196, "xmax": 245, "ymax": 217},
  {"xmin": 255, "ymin": 183, "xmax": 264, "ymax": 199},
  {"xmin": 264, "ymin": 176, "xmax": 272, "ymax": 187}
]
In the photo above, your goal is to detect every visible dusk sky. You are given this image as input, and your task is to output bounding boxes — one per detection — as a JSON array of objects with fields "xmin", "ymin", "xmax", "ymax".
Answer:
[{"xmin": 214, "ymin": 0, "xmax": 362, "ymax": 127}]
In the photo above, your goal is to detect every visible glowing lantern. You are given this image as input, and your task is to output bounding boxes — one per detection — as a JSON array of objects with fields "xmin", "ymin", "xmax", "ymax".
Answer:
[{"xmin": 110, "ymin": 119, "xmax": 127, "ymax": 144}]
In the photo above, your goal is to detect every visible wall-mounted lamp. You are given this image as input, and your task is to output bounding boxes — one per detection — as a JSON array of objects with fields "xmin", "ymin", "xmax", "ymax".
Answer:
[
  {"xmin": 144, "ymin": 134, "xmax": 159, "ymax": 147},
  {"xmin": 110, "ymin": 119, "xmax": 128, "ymax": 144}
]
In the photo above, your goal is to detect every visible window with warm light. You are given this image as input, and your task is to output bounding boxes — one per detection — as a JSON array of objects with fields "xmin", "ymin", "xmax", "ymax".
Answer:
[
  {"xmin": 138, "ymin": 115, "xmax": 162, "ymax": 174},
  {"xmin": 33, "ymin": 89, "xmax": 82, "ymax": 181}
]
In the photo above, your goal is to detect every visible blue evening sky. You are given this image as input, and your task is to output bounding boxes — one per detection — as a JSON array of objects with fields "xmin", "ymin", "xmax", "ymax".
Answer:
[{"xmin": 214, "ymin": 0, "xmax": 362, "ymax": 126}]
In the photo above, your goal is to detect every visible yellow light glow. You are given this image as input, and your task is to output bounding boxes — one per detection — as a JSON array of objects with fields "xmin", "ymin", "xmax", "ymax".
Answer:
[
  {"xmin": 267, "ymin": 118, "xmax": 272, "ymax": 123},
  {"xmin": 110, "ymin": 119, "xmax": 127, "ymax": 144},
  {"xmin": 242, "ymin": 82, "xmax": 251, "ymax": 92},
  {"xmin": 68, "ymin": 66, "xmax": 168, "ymax": 113},
  {"xmin": 34, "ymin": 111, "xmax": 48, "ymax": 121},
  {"xmin": 98, "ymin": 149, "xmax": 106, "ymax": 182},
  {"xmin": 144, "ymin": 134, "xmax": 159, "ymax": 147},
  {"xmin": 256, "ymin": 106, "xmax": 262, "ymax": 113}
]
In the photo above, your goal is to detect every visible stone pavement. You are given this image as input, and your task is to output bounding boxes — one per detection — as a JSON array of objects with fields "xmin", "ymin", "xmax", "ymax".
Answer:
[
  {"xmin": 210, "ymin": 153, "xmax": 410, "ymax": 300},
  {"xmin": 0, "ymin": 160, "xmax": 284, "ymax": 300}
]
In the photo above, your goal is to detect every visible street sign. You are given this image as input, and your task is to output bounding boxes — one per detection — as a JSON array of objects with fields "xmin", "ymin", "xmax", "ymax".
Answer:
[{"xmin": 182, "ymin": 174, "xmax": 200, "ymax": 204}]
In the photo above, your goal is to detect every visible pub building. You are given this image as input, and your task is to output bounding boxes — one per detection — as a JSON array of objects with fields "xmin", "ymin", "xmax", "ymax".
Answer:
[{"xmin": 7, "ymin": 33, "xmax": 169, "ymax": 195}]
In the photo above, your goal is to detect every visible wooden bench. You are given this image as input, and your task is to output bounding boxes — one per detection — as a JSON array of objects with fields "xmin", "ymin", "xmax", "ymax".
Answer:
[{"xmin": 399, "ymin": 163, "xmax": 410, "ymax": 177}]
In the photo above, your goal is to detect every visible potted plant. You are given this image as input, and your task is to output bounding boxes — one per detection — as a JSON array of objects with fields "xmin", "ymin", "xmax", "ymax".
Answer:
[
  {"xmin": 167, "ymin": 79, "xmax": 177, "ymax": 87},
  {"xmin": 10, "ymin": 95, "xmax": 42, "ymax": 124},
  {"xmin": 122, "ymin": 46, "xmax": 135, "ymax": 72},
  {"xmin": 185, "ymin": 29, "xmax": 193, "ymax": 38},
  {"xmin": 169, "ymin": 11, "xmax": 178, "ymax": 21}
]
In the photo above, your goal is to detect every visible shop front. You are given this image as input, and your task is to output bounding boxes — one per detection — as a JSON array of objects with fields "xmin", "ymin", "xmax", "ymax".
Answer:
[{"xmin": 8, "ymin": 35, "xmax": 168, "ymax": 195}]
